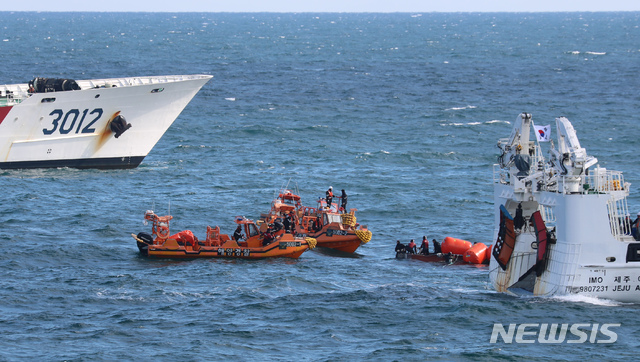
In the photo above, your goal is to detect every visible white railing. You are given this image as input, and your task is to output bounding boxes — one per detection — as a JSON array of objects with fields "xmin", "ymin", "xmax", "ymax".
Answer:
[{"xmin": 0, "ymin": 84, "xmax": 28, "ymax": 106}]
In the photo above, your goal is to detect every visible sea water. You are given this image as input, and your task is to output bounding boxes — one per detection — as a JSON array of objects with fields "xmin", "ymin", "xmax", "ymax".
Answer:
[{"xmin": 0, "ymin": 12, "xmax": 639, "ymax": 360}]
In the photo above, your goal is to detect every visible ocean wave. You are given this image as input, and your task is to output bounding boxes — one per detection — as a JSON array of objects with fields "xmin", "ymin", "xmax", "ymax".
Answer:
[
  {"xmin": 440, "ymin": 120, "xmax": 503, "ymax": 127},
  {"xmin": 445, "ymin": 105, "xmax": 477, "ymax": 111},
  {"xmin": 486, "ymin": 119, "xmax": 510, "ymax": 125},
  {"xmin": 568, "ymin": 50, "xmax": 607, "ymax": 56},
  {"xmin": 550, "ymin": 294, "xmax": 626, "ymax": 307}
]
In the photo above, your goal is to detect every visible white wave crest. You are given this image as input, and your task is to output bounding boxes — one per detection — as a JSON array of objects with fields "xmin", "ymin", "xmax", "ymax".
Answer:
[
  {"xmin": 550, "ymin": 293, "xmax": 626, "ymax": 307},
  {"xmin": 445, "ymin": 105, "xmax": 477, "ymax": 111}
]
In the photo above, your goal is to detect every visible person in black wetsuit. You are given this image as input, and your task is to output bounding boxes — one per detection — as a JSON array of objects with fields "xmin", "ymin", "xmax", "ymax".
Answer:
[
  {"xmin": 514, "ymin": 203, "xmax": 525, "ymax": 231},
  {"xmin": 341, "ymin": 189, "xmax": 348, "ymax": 211},
  {"xmin": 432, "ymin": 239, "xmax": 442, "ymax": 254},
  {"xmin": 443, "ymin": 252, "xmax": 453, "ymax": 264},
  {"xmin": 233, "ymin": 225, "xmax": 243, "ymax": 242},
  {"xmin": 395, "ymin": 240, "xmax": 405, "ymax": 253}
]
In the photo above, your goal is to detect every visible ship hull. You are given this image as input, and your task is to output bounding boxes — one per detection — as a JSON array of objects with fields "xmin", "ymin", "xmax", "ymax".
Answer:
[{"xmin": 0, "ymin": 74, "xmax": 212, "ymax": 169}]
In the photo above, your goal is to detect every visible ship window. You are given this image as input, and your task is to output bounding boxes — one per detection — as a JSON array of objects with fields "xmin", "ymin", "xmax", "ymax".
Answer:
[
  {"xmin": 151, "ymin": 88, "xmax": 164, "ymax": 93},
  {"xmin": 41, "ymin": 98, "xmax": 56, "ymax": 103},
  {"xmin": 246, "ymin": 223, "xmax": 259, "ymax": 238},
  {"xmin": 626, "ymin": 244, "xmax": 640, "ymax": 262}
]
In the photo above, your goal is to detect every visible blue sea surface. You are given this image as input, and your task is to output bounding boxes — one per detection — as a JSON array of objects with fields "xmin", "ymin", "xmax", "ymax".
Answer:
[{"xmin": 1, "ymin": 11, "xmax": 640, "ymax": 360}]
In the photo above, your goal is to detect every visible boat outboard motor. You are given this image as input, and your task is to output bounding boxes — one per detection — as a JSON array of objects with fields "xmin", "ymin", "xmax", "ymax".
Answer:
[{"xmin": 110, "ymin": 115, "xmax": 132, "ymax": 138}]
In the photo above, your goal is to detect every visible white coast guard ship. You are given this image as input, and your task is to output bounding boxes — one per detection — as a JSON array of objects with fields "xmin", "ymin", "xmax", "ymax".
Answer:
[
  {"xmin": 0, "ymin": 74, "xmax": 212, "ymax": 169},
  {"xmin": 489, "ymin": 113, "xmax": 640, "ymax": 303}
]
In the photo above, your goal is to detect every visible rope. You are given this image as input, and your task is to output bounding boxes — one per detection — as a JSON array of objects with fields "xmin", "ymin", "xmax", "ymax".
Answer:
[
  {"xmin": 305, "ymin": 237, "xmax": 317, "ymax": 249},
  {"xmin": 354, "ymin": 229, "xmax": 372, "ymax": 243},
  {"xmin": 341, "ymin": 213, "xmax": 356, "ymax": 227}
]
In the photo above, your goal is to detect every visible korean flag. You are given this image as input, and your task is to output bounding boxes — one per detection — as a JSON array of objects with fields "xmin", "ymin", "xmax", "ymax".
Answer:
[{"xmin": 533, "ymin": 124, "xmax": 551, "ymax": 142}]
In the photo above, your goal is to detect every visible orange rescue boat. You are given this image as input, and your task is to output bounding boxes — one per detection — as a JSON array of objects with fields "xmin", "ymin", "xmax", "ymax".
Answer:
[
  {"xmin": 262, "ymin": 189, "xmax": 372, "ymax": 253},
  {"xmin": 133, "ymin": 211, "xmax": 316, "ymax": 259}
]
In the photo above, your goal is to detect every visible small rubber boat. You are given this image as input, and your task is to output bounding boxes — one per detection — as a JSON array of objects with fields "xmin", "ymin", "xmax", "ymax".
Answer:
[
  {"xmin": 133, "ymin": 211, "xmax": 316, "ymax": 259},
  {"xmin": 395, "ymin": 237, "xmax": 490, "ymax": 265},
  {"xmin": 261, "ymin": 189, "xmax": 372, "ymax": 253},
  {"xmin": 395, "ymin": 251, "xmax": 468, "ymax": 265}
]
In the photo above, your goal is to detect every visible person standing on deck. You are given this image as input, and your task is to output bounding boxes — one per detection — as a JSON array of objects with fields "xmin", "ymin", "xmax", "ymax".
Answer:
[
  {"xmin": 419, "ymin": 236, "xmax": 429, "ymax": 255},
  {"xmin": 233, "ymin": 225, "xmax": 243, "ymax": 242},
  {"xmin": 407, "ymin": 239, "xmax": 417, "ymax": 254},
  {"xmin": 326, "ymin": 186, "xmax": 333, "ymax": 209},
  {"xmin": 340, "ymin": 189, "xmax": 348, "ymax": 211}
]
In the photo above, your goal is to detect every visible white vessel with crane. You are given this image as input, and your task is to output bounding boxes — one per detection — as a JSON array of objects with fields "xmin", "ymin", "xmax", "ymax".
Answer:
[{"xmin": 489, "ymin": 113, "xmax": 640, "ymax": 303}]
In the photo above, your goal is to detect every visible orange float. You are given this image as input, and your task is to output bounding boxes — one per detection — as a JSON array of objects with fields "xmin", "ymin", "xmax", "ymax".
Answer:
[
  {"xmin": 463, "ymin": 243, "xmax": 488, "ymax": 264},
  {"xmin": 441, "ymin": 237, "xmax": 473, "ymax": 255},
  {"xmin": 484, "ymin": 244, "xmax": 493, "ymax": 264}
]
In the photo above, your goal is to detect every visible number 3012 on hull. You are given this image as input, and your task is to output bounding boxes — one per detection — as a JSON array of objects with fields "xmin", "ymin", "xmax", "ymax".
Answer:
[{"xmin": 0, "ymin": 74, "xmax": 212, "ymax": 169}]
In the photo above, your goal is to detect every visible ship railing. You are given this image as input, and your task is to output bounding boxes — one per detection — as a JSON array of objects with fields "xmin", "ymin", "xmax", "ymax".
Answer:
[
  {"xmin": 607, "ymin": 196, "xmax": 634, "ymax": 241},
  {"xmin": 0, "ymin": 84, "xmax": 28, "ymax": 106},
  {"xmin": 493, "ymin": 164, "xmax": 510, "ymax": 185},
  {"xmin": 552, "ymin": 168, "xmax": 627, "ymax": 196},
  {"xmin": 582, "ymin": 168, "xmax": 625, "ymax": 194},
  {"xmin": 79, "ymin": 75, "xmax": 204, "ymax": 89}
]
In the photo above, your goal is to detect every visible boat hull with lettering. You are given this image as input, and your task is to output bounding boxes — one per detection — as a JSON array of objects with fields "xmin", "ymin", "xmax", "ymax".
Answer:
[
  {"xmin": 0, "ymin": 74, "xmax": 212, "ymax": 169},
  {"xmin": 262, "ymin": 189, "xmax": 372, "ymax": 253},
  {"xmin": 134, "ymin": 211, "xmax": 316, "ymax": 259}
]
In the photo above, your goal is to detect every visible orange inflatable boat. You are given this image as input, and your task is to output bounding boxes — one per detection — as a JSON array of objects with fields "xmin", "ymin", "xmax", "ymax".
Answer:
[
  {"xmin": 133, "ymin": 211, "xmax": 316, "ymax": 259},
  {"xmin": 261, "ymin": 189, "xmax": 372, "ymax": 253}
]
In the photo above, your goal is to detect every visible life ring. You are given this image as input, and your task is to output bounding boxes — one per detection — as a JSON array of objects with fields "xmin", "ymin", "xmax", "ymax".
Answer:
[{"xmin": 157, "ymin": 223, "xmax": 170, "ymax": 239}]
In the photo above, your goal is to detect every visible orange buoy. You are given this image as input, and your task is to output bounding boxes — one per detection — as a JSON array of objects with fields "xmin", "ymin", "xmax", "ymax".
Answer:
[
  {"xmin": 484, "ymin": 244, "xmax": 493, "ymax": 264},
  {"xmin": 463, "ymin": 243, "xmax": 488, "ymax": 264},
  {"xmin": 442, "ymin": 237, "xmax": 473, "ymax": 255}
]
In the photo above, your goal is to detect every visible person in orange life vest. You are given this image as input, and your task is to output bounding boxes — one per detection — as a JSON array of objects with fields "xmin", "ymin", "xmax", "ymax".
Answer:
[
  {"xmin": 326, "ymin": 186, "xmax": 333, "ymax": 209},
  {"xmin": 262, "ymin": 227, "xmax": 275, "ymax": 246},
  {"xmin": 419, "ymin": 236, "xmax": 429, "ymax": 255},
  {"xmin": 407, "ymin": 239, "xmax": 417, "ymax": 254}
]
